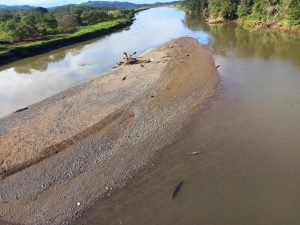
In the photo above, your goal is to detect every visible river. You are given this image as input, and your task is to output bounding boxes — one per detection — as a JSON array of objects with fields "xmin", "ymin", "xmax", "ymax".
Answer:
[
  {"xmin": 2, "ymin": 7, "xmax": 300, "ymax": 225},
  {"xmin": 0, "ymin": 7, "xmax": 209, "ymax": 118}
]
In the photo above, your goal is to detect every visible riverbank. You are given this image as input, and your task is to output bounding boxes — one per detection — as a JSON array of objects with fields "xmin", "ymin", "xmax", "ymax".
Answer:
[
  {"xmin": 206, "ymin": 18, "xmax": 300, "ymax": 35},
  {"xmin": 0, "ymin": 37, "xmax": 219, "ymax": 225},
  {"xmin": 239, "ymin": 19, "xmax": 300, "ymax": 35},
  {"xmin": 180, "ymin": 5, "xmax": 299, "ymax": 35},
  {"xmin": 0, "ymin": 18, "xmax": 133, "ymax": 66}
]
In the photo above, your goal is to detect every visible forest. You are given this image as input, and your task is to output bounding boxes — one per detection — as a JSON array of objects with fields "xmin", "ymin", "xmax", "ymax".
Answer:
[
  {"xmin": 182, "ymin": 0, "xmax": 300, "ymax": 27},
  {"xmin": 0, "ymin": 5, "xmax": 134, "ymax": 43}
]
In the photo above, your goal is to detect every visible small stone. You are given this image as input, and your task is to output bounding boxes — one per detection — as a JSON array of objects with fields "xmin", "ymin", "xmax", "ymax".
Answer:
[{"xmin": 77, "ymin": 202, "xmax": 81, "ymax": 206}]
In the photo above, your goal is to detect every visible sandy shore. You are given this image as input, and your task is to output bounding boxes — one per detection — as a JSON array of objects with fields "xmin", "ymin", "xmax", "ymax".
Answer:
[{"xmin": 0, "ymin": 37, "xmax": 219, "ymax": 225}]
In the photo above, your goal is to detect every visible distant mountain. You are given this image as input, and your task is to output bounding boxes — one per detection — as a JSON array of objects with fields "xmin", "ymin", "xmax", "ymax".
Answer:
[
  {"xmin": 83, "ymin": 1, "xmax": 181, "ymax": 8},
  {"xmin": 0, "ymin": 4, "xmax": 35, "ymax": 11},
  {"xmin": 0, "ymin": 1, "xmax": 181, "ymax": 11},
  {"xmin": 84, "ymin": 1, "xmax": 137, "ymax": 8}
]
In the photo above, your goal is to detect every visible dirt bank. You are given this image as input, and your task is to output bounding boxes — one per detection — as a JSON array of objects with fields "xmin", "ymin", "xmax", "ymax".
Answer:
[{"xmin": 0, "ymin": 37, "xmax": 219, "ymax": 225}]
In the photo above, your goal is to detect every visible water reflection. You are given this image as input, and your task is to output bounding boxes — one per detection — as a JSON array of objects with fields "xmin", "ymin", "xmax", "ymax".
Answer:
[{"xmin": 183, "ymin": 13, "xmax": 300, "ymax": 66}]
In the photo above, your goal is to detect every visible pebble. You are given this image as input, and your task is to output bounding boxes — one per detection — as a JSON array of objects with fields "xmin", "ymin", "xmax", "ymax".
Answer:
[{"xmin": 77, "ymin": 202, "xmax": 81, "ymax": 206}]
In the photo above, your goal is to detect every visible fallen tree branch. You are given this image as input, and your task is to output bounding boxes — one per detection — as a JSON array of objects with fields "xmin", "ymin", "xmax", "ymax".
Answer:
[{"xmin": 116, "ymin": 52, "xmax": 151, "ymax": 66}]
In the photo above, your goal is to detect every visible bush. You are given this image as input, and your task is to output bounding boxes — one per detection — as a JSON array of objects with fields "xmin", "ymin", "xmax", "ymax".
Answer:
[
  {"xmin": 288, "ymin": 0, "xmax": 300, "ymax": 25},
  {"xmin": 237, "ymin": 0, "xmax": 254, "ymax": 17},
  {"xmin": 209, "ymin": 0, "xmax": 239, "ymax": 19}
]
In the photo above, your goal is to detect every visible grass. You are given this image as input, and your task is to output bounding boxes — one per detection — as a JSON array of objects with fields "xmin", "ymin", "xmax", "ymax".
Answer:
[
  {"xmin": 19, "ymin": 18, "xmax": 130, "ymax": 48},
  {"xmin": 0, "ymin": 18, "xmax": 132, "ymax": 65},
  {"xmin": 74, "ymin": 19, "xmax": 129, "ymax": 36}
]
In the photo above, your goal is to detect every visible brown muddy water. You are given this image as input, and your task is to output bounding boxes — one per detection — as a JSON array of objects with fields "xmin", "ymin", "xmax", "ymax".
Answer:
[
  {"xmin": 1, "ymin": 7, "xmax": 300, "ymax": 225},
  {"xmin": 74, "ymin": 8, "xmax": 300, "ymax": 225}
]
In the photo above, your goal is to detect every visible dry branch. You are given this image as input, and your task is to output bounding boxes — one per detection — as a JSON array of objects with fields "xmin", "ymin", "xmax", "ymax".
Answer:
[{"xmin": 116, "ymin": 51, "xmax": 151, "ymax": 66}]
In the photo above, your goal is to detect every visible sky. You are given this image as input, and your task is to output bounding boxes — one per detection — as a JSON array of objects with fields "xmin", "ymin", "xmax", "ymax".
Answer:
[{"xmin": 1, "ymin": 0, "xmax": 171, "ymax": 7}]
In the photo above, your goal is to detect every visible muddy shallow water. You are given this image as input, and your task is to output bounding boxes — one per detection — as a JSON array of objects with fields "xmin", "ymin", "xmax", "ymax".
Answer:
[
  {"xmin": 74, "ymin": 8, "xmax": 300, "ymax": 225},
  {"xmin": 76, "ymin": 57, "xmax": 300, "ymax": 224},
  {"xmin": 1, "ymin": 7, "xmax": 300, "ymax": 225}
]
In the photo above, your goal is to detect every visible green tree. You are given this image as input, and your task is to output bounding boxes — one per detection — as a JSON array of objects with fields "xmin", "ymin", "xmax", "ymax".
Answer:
[
  {"xmin": 0, "ymin": 5, "xmax": 133, "ymax": 43},
  {"xmin": 287, "ymin": 0, "xmax": 300, "ymax": 24},
  {"xmin": 237, "ymin": 0, "xmax": 254, "ymax": 17},
  {"xmin": 208, "ymin": 0, "xmax": 239, "ymax": 19},
  {"xmin": 183, "ymin": 0, "xmax": 208, "ymax": 12},
  {"xmin": 58, "ymin": 15, "xmax": 78, "ymax": 33}
]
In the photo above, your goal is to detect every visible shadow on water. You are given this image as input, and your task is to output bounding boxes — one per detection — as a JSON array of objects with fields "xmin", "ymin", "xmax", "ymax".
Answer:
[{"xmin": 184, "ymin": 13, "xmax": 300, "ymax": 67}]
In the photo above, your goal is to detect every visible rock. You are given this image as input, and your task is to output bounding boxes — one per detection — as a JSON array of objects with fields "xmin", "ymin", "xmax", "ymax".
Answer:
[{"xmin": 187, "ymin": 151, "xmax": 203, "ymax": 155}]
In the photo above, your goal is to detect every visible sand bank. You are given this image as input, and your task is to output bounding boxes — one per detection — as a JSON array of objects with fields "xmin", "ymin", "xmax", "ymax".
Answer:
[{"xmin": 0, "ymin": 37, "xmax": 218, "ymax": 225}]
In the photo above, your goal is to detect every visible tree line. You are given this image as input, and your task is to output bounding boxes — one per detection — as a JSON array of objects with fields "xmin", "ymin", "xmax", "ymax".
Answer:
[
  {"xmin": 0, "ymin": 6, "xmax": 134, "ymax": 43},
  {"xmin": 182, "ymin": 0, "xmax": 299, "ymax": 26}
]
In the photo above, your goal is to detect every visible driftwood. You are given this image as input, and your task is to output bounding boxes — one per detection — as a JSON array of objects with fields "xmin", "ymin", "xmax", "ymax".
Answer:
[
  {"xmin": 117, "ymin": 52, "xmax": 151, "ymax": 66},
  {"xmin": 15, "ymin": 107, "xmax": 29, "ymax": 113},
  {"xmin": 172, "ymin": 181, "xmax": 184, "ymax": 199}
]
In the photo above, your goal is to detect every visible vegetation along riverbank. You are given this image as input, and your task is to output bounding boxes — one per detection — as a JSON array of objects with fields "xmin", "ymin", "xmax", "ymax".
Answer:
[
  {"xmin": 0, "ymin": 5, "xmax": 144, "ymax": 65},
  {"xmin": 182, "ymin": 0, "xmax": 300, "ymax": 33}
]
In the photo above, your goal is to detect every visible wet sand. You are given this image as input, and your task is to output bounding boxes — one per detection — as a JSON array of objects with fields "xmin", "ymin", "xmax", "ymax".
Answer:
[{"xmin": 0, "ymin": 37, "xmax": 219, "ymax": 225}]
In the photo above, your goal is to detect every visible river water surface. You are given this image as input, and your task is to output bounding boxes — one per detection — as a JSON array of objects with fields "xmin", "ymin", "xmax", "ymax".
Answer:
[{"xmin": 1, "ymin": 7, "xmax": 300, "ymax": 225}]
